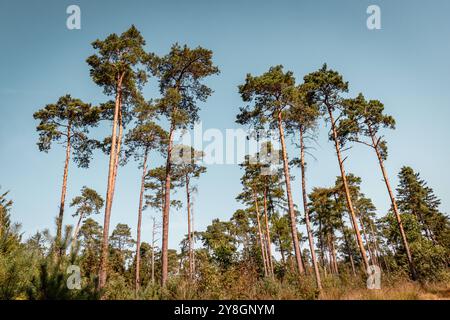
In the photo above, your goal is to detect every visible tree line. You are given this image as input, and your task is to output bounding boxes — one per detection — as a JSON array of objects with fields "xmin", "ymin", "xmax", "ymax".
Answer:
[{"xmin": 0, "ymin": 25, "xmax": 448, "ymax": 299}]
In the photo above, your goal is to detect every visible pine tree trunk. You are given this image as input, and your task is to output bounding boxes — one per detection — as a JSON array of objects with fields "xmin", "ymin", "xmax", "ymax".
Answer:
[
  {"xmin": 191, "ymin": 197, "xmax": 196, "ymax": 277},
  {"xmin": 253, "ymin": 189, "xmax": 268, "ymax": 277},
  {"xmin": 327, "ymin": 237, "xmax": 334, "ymax": 274},
  {"xmin": 369, "ymin": 129, "xmax": 417, "ymax": 279},
  {"xmin": 338, "ymin": 213, "xmax": 357, "ymax": 277},
  {"xmin": 151, "ymin": 217, "xmax": 156, "ymax": 284},
  {"xmin": 327, "ymin": 107, "xmax": 369, "ymax": 272},
  {"xmin": 135, "ymin": 151, "xmax": 148, "ymax": 295},
  {"xmin": 161, "ymin": 125, "xmax": 174, "ymax": 286},
  {"xmin": 277, "ymin": 112, "xmax": 305, "ymax": 275},
  {"xmin": 191, "ymin": 198, "xmax": 195, "ymax": 280},
  {"xmin": 98, "ymin": 73, "xmax": 124, "ymax": 291},
  {"xmin": 186, "ymin": 174, "xmax": 193, "ymax": 280},
  {"xmin": 359, "ymin": 215, "xmax": 377, "ymax": 266},
  {"xmin": 109, "ymin": 106, "xmax": 124, "ymax": 209},
  {"xmin": 71, "ymin": 212, "xmax": 83, "ymax": 251},
  {"xmin": 56, "ymin": 122, "xmax": 72, "ymax": 256},
  {"xmin": 319, "ymin": 221, "xmax": 327, "ymax": 276},
  {"xmin": 299, "ymin": 129, "xmax": 322, "ymax": 290},
  {"xmin": 279, "ymin": 238, "xmax": 286, "ymax": 266},
  {"xmin": 263, "ymin": 187, "xmax": 274, "ymax": 277},
  {"xmin": 369, "ymin": 221, "xmax": 382, "ymax": 268},
  {"xmin": 328, "ymin": 233, "xmax": 339, "ymax": 275}
]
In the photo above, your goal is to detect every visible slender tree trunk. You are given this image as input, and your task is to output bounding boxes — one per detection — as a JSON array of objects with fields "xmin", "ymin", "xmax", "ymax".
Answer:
[
  {"xmin": 327, "ymin": 107, "xmax": 369, "ymax": 272},
  {"xmin": 299, "ymin": 129, "xmax": 322, "ymax": 290},
  {"xmin": 109, "ymin": 106, "xmax": 124, "ymax": 209},
  {"xmin": 359, "ymin": 215, "xmax": 377, "ymax": 266},
  {"xmin": 319, "ymin": 221, "xmax": 327, "ymax": 276},
  {"xmin": 327, "ymin": 237, "xmax": 335, "ymax": 274},
  {"xmin": 369, "ymin": 128, "xmax": 417, "ymax": 279},
  {"xmin": 71, "ymin": 212, "xmax": 83, "ymax": 251},
  {"xmin": 278, "ymin": 238, "xmax": 286, "ymax": 266},
  {"xmin": 191, "ymin": 198, "xmax": 196, "ymax": 277},
  {"xmin": 161, "ymin": 124, "xmax": 174, "ymax": 286},
  {"xmin": 151, "ymin": 217, "xmax": 156, "ymax": 284},
  {"xmin": 186, "ymin": 175, "xmax": 193, "ymax": 280},
  {"xmin": 98, "ymin": 73, "xmax": 124, "ymax": 290},
  {"xmin": 369, "ymin": 221, "xmax": 382, "ymax": 269},
  {"xmin": 277, "ymin": 112, "xmax": 305, "ymax": 275},
  {"xmin": 135, "ymin": 150, "xmax": 148, "ymax": 295},
  {"xmin": 263, "ymin": 187, "xmax": 274, "ymax": 277},
  {"xmin": 253, "ymin": 189, "xmax": 268, "ymax": 277},
  {"xmin": 338, "ymin": 214, "xmax": 357, "ymax": 277},
  {"xmin": 56, "ymin": 122, "xmax": 72, "ymax": 256},
  {"xmin": 327, "ymin": 233, "xmax": 339, "ymax": 275}
]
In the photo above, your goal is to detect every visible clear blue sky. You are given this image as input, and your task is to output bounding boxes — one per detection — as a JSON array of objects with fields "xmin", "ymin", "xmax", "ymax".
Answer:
[{"xmin": 1, "ymin": 0, "xmax": 449, "ymax": 251}]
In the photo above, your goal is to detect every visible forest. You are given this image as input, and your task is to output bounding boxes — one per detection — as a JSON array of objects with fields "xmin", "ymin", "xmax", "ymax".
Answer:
[{"xmin": 0, "ymin": 25, "xmax": 449, "ymax": 300}]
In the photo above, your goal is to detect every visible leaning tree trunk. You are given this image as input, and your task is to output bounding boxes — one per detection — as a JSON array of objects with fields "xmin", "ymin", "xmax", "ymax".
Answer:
[
  {"xmin": 327, "ymin": 107, "xmax": 369, "ymax": 272},
  {"xmin": 369, "ymin": 128, "xmax": 417, "ymax": 280},
  {"xmin": 299, "ymin": 129, "xmax": 322, "ymax": 290},
  {"xmin": 253, "ymin": 189, "xmax": 269, "ymax": 277},
  {"xmin": 98, "ymin": 73, "xmax": 124, "ymax": 291},
  {"xmin": 263, "ymin": 187, "xmax": 274, "ymax": 277},
  {"xmin": 277, "ymin": 112, "xmax": 305, "ymax": 275},
  {"xmin": 56, "ymin": 122, "xmax": 72, "ymax": 256},
  {"xmin": 161, "ymin": 124, "xmax": 174, "ymax": 287},
  {"xmin": 135, "ymin": 150, "xmax": 148, "ymax": 295},
  {"xmin": 71, "ymin": 212, "xmax": 84, "ymax": 252}
]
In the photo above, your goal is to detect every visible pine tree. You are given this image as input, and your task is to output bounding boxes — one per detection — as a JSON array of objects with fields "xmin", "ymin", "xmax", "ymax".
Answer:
[
  {"xmin": 174, "ymin": 146, "xmax": 206, "ymax": 280},
  {"xmin": 286, "ymin": 84, "xmax": 322, "ymax": 289},
  {"xmin": 124, "ymin": 102, "xmax": 167, "ymax": 294},
  {"xmin": 338, "ymin": 93, "xmax": 416, "ymax": 279},
  {"xmin": 151, "ymin": 44, "xmax": 219, "ymax": 286},
  {"xmin": 396, "ymin": 166, "xmax": 450, "ymax": 248},
  {"xmin": 87, "ymin": 25, "xmax": 151, "ymax": 290},
  {"xmin": 70, "ymin": 187, "xmax": 104, "ymax": 251},
  {"xmin": 237, "ymin": 65, "xmax": 305, "ymax": 275},
  {"xmin": 304, "ymin": 64, "xmax": 369, "ymax": 271},
  {"xmin": 33, "ymin": 95, "xmax": 99, "ymax": 255}
]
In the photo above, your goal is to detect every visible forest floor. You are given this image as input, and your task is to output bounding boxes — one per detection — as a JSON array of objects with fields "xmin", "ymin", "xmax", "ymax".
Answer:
[{"xmin": 320, "ymin": 281, "xmax": 450, "ymax": 300}]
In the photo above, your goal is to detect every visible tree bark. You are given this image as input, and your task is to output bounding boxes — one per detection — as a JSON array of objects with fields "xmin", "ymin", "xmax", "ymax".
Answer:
[
  {"xmin": 98, "ymin": 73, "xmax": 124, "ymax": 291},
  {"xmin": 56, "ymin": 122, "xmax": 72, "ymax": 256},
  {"xmin": 277, "ymin": 112, "xmax": 305, "ymax": 275},
  {"xmin": 161, "ymin": 125, "xmax": 174, "ymax": 286},
  {"xmin": 135, "ymin": 150, "xmax": 148, "ymax": 295},
  {"xmin": 253, "ymin": 189, "xmax": 268, "ymax": 277},
  {"xmin": 299, "ymin": 129, "xmax": 322, "ymax": 290},
  {"xmin": 263, "ymin": 187, "xmax": 274, "ymax": 277},
  {"xmin": 327, "ymin": 107, "xmax": 369, "ymax": 272},
  {"xmin": 369, "ymin": 128, "xmax": 417, "ymax": 280},
  {"xmin": 109, "ymin": 106, "xmax": 124, "ymax": 209}
]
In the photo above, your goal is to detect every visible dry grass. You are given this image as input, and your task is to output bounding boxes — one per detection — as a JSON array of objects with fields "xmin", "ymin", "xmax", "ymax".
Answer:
[{"xmin": 320, "ymin": 281, "xmax": 450, "ymax": 300}]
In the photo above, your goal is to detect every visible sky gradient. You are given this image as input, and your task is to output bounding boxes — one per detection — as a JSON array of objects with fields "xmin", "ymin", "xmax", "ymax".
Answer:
[{"xmin": 1, "ymin": 0, "xmax": 449, "ymax": 250}]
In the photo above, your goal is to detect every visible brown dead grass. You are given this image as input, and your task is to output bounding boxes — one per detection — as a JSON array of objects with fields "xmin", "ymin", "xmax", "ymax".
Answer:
[{"xmin": 320, "ymin": 281, "xmax": 450, "ymax": 300}]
